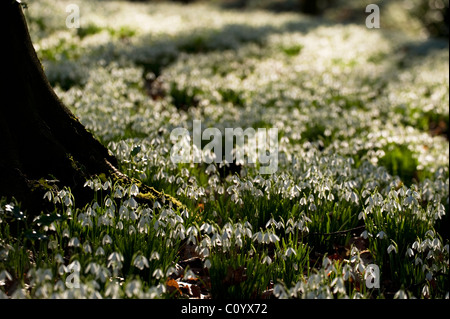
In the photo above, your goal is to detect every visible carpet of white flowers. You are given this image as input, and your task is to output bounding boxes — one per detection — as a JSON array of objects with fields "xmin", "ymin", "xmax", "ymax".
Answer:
[{"xmin": 0, "ymin": 0, "xmax": 449, "ymax": 299}]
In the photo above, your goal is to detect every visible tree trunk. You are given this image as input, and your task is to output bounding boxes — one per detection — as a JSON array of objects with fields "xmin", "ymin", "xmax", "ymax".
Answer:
[{"xmin": 0, "ymin": 1, "xmax": 180, "ymax": 214}]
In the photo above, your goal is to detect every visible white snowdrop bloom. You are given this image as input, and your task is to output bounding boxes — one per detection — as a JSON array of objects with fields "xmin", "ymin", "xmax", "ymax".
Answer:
[
  {"xmin": 68, "ymin": 237, "xmax": 80, "ymax": 247},
  {"xmin": 114, "ymin": 186, "xmax": 124, "ymax": 199},
  {"xmin": 48, "ymin": 240, "xmax": 58, "ymax": 250},
  {"xmin": 358, "ymin": 211, "xmax": 366, "ymax": 220},
  {"xmin": 186, "ymin": 226, "xmax": 198, "ymax": 237},
  {"xmin": 422, "ymin": 285, "xmax": 430, "ymax": 298},
  {"xmin": 342, "ymin": 264, "xmax": 354, "ymax": 281},
  {"xmin": 153, "ymin": 201, "xmax": 162, "ymax": 210},
  {"xmin": 200, "ymin": 223, "xmax": 214, "ymax": 234},
  {"xmin": 394, "ymin": 289, "xmax": 408, "ymax": 299},
  {"xmin": 96, "ymin": 267, "xmax": 111, "ymax": 283},
  {"xmin": 415, "ymin": 257, "xmax": 423, "ymax": 266},
  {"xmin": 425, "ymin": 230, "xmax": 435, "ymax": 238},
  {"xmin": 83, "ymin": 242, "xmax": 92, "ymax": 254},
  {"xmin": 105, "ymin": 198, "xmax": 113, "ymax": 208},
  {"xmin": 85, "ymin": 262, "xmax": 100, "ymax": 276},
  {"xmin": 150, "ymin": 251, "xmax": 160, "ymax": 261},
  {"xmin": 152, "ymin": 269, "xmax": 164, "ymax": 280},
  {"xmin": 129, "ymin": 184, "xmax": 139, "ymax": 197},
  {"xmin": 331, "ymin": 277, "xmax": 345, "ymax": 295},
  {"xmin": 133, "ymin": 255, "xmax": 150, "ymax": 270},
  {"xmin": 62, "ymin": 228, "xmax": 70, "ymax": 238},
  {"xmin": 432, "ymin": 238, "xmax": 441, "ymax": 250},
  {"xmin": 387, "ymin": 244, "xmax": 397, "ymax": 254},
  {"xmin": 406, "ymin": 248, "xmax": 414, "ymax": 257},
  {"xmin": 128, "ymin": 197, "xmax": 138, "ymax": 209},
  {"xmin": 55, "ymin": 254, "xmax": 64, "ymax": 264},
  {"xmin": 199, "ymin": 247, "xmax": 210, "ymax": 257},
  {"xmin": 376, "ymin": 231, "xmax": 387, "ymax": 239},
  {"xmin": 205, "ymin": 164, "xmax": 217, "ymax": 175},
  {"xmin": 357, "ymin": 263, "xmax": 365, "ymax": 274},
  {"xmin": 43, "ymin": 191, "xmax": 53, "ymax": 202},
  {"xmin": 126, "ymin": 280, "xmax": 143, "ymax": 298},
  {"xmin": 273, "ymin": 284, "xmax": 288, "ymax": 299},
  {"xmin": 299, "ymin": 197, "xmax": 307, "ymax": 206},
  {"xmin": 84, "ymin": 180, "xmax": 94, "ymax": 189},
  {"xmin": 360, "ymin": 230, "xmax": 369, "ymax": 239},
  {"xmin": 262, "ymin": 256, "xmax": 272, "ymax": 265},
  {"xmin": 102, "ymin": 234, "xmax": 113, "ymax": 245},
  {"xmin": 108, "ymin": 252, "xmax": 124, "ymax": 265},
  {"xmin": 204, "ymin": 259, "xmax": 212, "ymax": 269}
]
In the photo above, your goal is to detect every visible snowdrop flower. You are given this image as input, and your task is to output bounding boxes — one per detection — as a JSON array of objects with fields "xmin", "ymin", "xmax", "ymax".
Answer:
[
  {"xmin": 360, "ymin": 230, "xmax": 369, "ymax": 239},
  {"xmin": 406, "ymin": 248, "xmax": 414, "ymax": 257},
  {"xmin": 43, "ymin": 191, "xmax": 53, "ymax": 202},
  {"xmin": 376, "ymin": 231, "xmax": 387, "ymax": 239},
  {"xmin": 273, "ymin": 284, "xmax": 288, "ymax": 299},
  {"xmin": 130, "ymin": 184, "xmax": 139, "ymax": 197},
  {"xmin": 85, "ymin": 262, "xmax": 100, "ymax": 276},
  {"xmin": 387, "ymin": 244, "xmax": 397, "ymax": 254},
  {"xmin": 105, "ymin": 198, "xmax": 114, "ymax": 208},
  {"xmin": 133, "ymin": 255, "xmax": 150, "ymax": 270},
  {"xmin": 62, "ymin": 228, "xmax": 70, "ymax": 238},
  {"xmin": 96, "ymin": 267, "xmax": 111, "ymax": 283},
  {"xmin": 262, "ymin": 256, "xmax": 272, "ymax": 265},
  {"xmin": 107, "ymin": 252, "xmax": 124, "ymax": 269},
  {"xmin": 48, "ymin": 240, "xmax": 58, "ymax": 250},
  {"xmin": 95, "ymin": 246, "xmax": 105, "ymax": 256},
  {"xmin": 150, "ymin": 251, "xmax": 160, "ymax": 261},
  {"xmin": 102, "ymin": 181, "xmax": 112, "ymax": 191},
  {"xmin": 422, "ymin": 285, "xmax": 430, "ymax": 298},
  {"xmin": 415, "ymin": 257, "xmax": 423, "ymax": 266},
  {"xmin": 285, "ymin": 247, "xmax": 297, "ymax": 258},
  {"xmin": 55, "ymin": 254, "xmax": 64, "ymax": 264},
  {"xmin": 102, "ymin": 234, "xmax": 113, "ymax": 245},
  {"xmin": 152, "ymin": 268, "xmax": 164, "ymax": 280},
  {"xmin": 114, "ymin": 186, "xmax": 124, "ymax": 199},
  {"xmin": 68, "ymin": 237, "xmax": 80, "ymax": 247},
  {"xmin": 394, "ymin": 289, "xmax": 408, "ymax": 299},
  {"xmin": 331, "ymin": 277, "xmax": 345, "ymax": 295},
  {"xmin": 83, "ymin": 241, "xmax": 92, "ymax": 254},
  {"xmin": 128, "ymin": 197, "xmax": 138, "ymax": 209},
  {"xmin": 125, "ymin": 280, "xmax": 142, "ymax": 298}
]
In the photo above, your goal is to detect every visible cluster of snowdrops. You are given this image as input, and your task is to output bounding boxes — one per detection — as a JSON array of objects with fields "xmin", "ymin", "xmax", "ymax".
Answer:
[{"xmin": 0, "ymin": 0, "xmax": 448, "ymax": 299}]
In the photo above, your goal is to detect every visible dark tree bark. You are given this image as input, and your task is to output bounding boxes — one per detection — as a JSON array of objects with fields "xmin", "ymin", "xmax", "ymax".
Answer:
[{"xmin": 0, "ymin": 1, "xmax": 180, "ymax": 214}]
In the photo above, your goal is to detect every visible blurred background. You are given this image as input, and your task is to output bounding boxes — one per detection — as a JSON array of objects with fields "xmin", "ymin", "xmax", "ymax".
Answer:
[{"xmin": 124, "ymin": 0, "xmax": 449, "ymax": 38}]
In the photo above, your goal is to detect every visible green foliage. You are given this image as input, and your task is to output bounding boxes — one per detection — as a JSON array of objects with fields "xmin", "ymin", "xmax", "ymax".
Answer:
[{"xmin": 379, "ymin": 144, "xmax": 418, "ymax": 186}]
